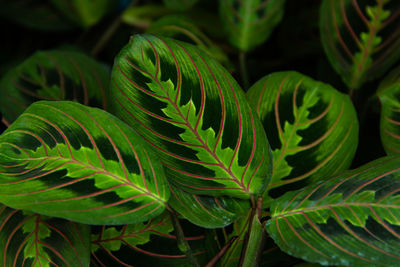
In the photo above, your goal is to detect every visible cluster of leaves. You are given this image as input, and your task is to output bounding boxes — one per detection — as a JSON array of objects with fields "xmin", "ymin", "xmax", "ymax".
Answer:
[{"xmin": 0, "ymin": 0, "xmax": 399, "ymax": 266}]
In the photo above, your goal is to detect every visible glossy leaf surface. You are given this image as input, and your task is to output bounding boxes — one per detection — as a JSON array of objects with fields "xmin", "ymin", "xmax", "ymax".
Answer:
[
  {"xmin": 91, "ymin": 212, "xmax": 209, "ymax": 266},
  {"xmin": 110, "ymin": 34, "xmax": 271, "ymax": 198},
  {"xmin": 219, "ymin": 0, "xmax": 286, "ymax": 51},
  {"xmin": 378, "ymin": 66, "xmax": 400, "ymax": 154},
  {"xmin": 247, "ymin": 71, "xmax": 358, "ymax": 201},
  {"xmin": 168, "ymin": 184, "xmax": 250, "ymax": 228},
  {"xmin": 320, "ymin": 0, "xmax": 400, "ymax": 89},
  {"xmin": 0, "ymin": 205, "xmax": 90, "ymax": 267},
  {"xmin": 49, "ymin": 0, "xmax": 116, "ymax": 28},
  {"xmin": 267, "ymin": 156, "xmax": 400, "ymax": 266},
  {"xmin": 0, "ymin": 50, "xmax": 109, "ymax": 124},
  {"xmin": 0, "ymin": 101, "xmax": 169, "ymax": 225}
]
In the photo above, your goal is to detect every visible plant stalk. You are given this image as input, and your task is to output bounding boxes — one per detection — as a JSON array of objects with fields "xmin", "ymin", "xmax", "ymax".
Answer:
[
  {"xmin": 205, "ymin": 236, "xmax": 238, "ymax": 267},
  {"xmin": 168, "ymin": 208, "xmax": 200, "ymax": 267},
  {"xmin": 91, "ymin": 16, "xmax": 122, "ymax": 57},
  {"xmin": 239, "ymin": 51, "xmax": 250, "ymax": 90}
]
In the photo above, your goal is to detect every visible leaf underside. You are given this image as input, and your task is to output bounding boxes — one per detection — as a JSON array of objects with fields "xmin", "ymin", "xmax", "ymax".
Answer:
[
  {"xmin": 110, "ymin": 34, "xmax": 271, "ymax": 199},
  {"xmin": 0, "ymin": 205, "xmax": 90, "ymax": 267},
  {"xmin": 0, "ymin": 101, "xmax": 169, "ymax": 225},
  {"xmin": 320, "ymin": 0, "xmax": 400, "ymax": 89},
  {"xmin": 0, "ymin": 50, "xmax": 109, "ymax": 124},
  {"xmin": 219, "ymin": 0, "xmax": 286, "ymax": 51},
  {"xmin": 267, "ymin": 156, "xmax": 400, "ymax": 266},
  {"xmin": 247, "ymin": 71, "xmax": 358, "ymax": 201}
]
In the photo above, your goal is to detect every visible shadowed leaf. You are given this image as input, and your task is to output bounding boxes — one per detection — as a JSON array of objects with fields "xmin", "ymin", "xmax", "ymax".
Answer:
[
  {"xmin": 0, "ymin": 50, "xmax": 110, "ymax": 124},
  {"xmin": 0, "ymin": 205, "xmax": 90, "ymax": 267},
  {"xmin": 320, "ymin": 0, "xmax": 400, "ymax": 89}
]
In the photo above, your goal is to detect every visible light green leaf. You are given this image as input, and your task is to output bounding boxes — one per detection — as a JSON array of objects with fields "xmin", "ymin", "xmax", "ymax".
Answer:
[
  {"xmin": 0, "ymin": 50, "xmax": 110, "ymax": 124},
  {"xmin": 320, "ymin": 0, "xmax": 400, "ymax": 89},
  {"xmin": 110, "ymin": 34, "xmax": 272, "ymax": 199},
  {"xmin": 0, "ymin": 205, "xmax": 90, "ymax": 267},
  {"xmin": 247, "ymin": 71, "xmax": 358, "ymax": 202},
  {"xmin": 219, "ymin": 0, "xmax": 286, "ymax": 51},
  {"xmin": 0, "ymin": 101, "xmax": 169, "ymax": 225},
  {"xmin": 266, "ymin": 156, "xmax": 400, "ymax": 266}
]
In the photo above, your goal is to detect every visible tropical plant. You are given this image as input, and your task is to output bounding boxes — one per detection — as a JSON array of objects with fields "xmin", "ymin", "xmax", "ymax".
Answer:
[{"xmin": 0, "ymin": 0, "xmax": 399, "ymax": 266}]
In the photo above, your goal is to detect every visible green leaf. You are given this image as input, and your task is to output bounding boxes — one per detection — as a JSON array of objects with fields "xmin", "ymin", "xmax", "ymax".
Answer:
[
  {"xmin": 378, "ymin": 67, "xmax": 400, "ymax": 155},
  {"xmin": 247, "ymin": 71, "xmax": 358, "ymax": 202},
  {"xmin": 0, "ymin": 101, "xmax": 169, "ymax": 225},
  {"xmin": 110, "ymin": 34, "xmax": 272, "ymax": 199},
  {"xmin": 0, "ymin": 0, "xmax": 75, "ymax": 31},
  {"xmin": 0, "ymin": 205, "xmax": 90, "ymax": 267},
  {"xmin": 168, "ymin": 184, "xmax": 250, "ymax": 228},
  {"xmin": 219, "ymin": 0, "xmax": 286, "ymax": 51},
  {"xmin": 121, "ymin": 4, "xmax": 173, "ymax": 29},
  {"xmin": 49, "ymin": 0, "xmax": 116, "ymax": 28},
  {"xmin": 91, "ymin": 212, "xmax": 209, "ymax": 266},
  {"xmin": 163, "ymin": 0, "xmax": 198, "ymax": 11},
  {"xmin": 0, "ymin": 50, "xmax": 110, "ymax": 124},
  {"xmin": 320, "ymin": 0, "xmax": 400, "ymax": 89},
  {"xmin": 266, "ymin": 156, "xmax": 400, "ymax": 266},
  {"xmin": 147, "ymin": 15, "xmax": 232, "ymax": 70}
]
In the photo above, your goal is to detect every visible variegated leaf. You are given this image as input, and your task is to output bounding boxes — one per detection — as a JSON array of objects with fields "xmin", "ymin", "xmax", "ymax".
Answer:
[
  {"xmin": 378, "ymin": 65, "xmax": 400, "ymax": 155},
  {"xmin": 0, "ymin": 205, "xmax": 90, "ymax": 267},
  {"xmin": 168, "ymin": 184, "xmax": 250, "ymax": 228},
  {"xmin": 247, "ymin": 71, "xmax": 358, "ymax": 202},
  {"xmin": 320, "ymin": 0, "xmax": 400, "ymax": 89},
  {"xmin": 110, "ymin": 34, "xmax": 271, "ymax": 199},
  {"xmin": 267, "ymin": 156, "xmax": 400, "ymax": 266},
  {"xmin": 0, "ymin": 50, "xmax": 109, "ymax": 124},
  {"xmin": 0, "ymin": 101, "xmax": 169, "ymax": 225},
  {"xmin": 91, "ymin": 212, "xmax": 208, "ymax": 266},
  {"xmin": 219, "ymin": 0, "xmax": 286, "ymax": 51}
]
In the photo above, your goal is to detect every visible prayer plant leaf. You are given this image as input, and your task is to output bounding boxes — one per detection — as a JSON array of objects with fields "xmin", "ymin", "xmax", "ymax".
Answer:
[
  {"xmin": 0, "ymin": 101, "xmax": 169, "ymax": 225},
  {"xmin": 219, "ymin": 0, "xmax": 286, "ymax": 51},
  {"xmin": 320, "ymin": 0, "xmax": 400, "ymax": 89},
  {"xmin": 266, "ymin": 156, "xmax": 400, "ymax": 267},
  {"xmin": 378, "ymin": 65, "xmax": 400, "ymax": 155},
  {"xmin": 247, "ymin": 71, "xmax": 358, "ymax": 202},
  {"xmin": 110, "ymin": 34, "xmax": 272, "ymax": 199},
  {"xmin": 91, "ymin": 212, "xmax": 209, "ymax": 266},
  {"xmin": 0, "ymin": 205, "xmax": 90, "ymax": 267},
  {"xmin": 49, "ymin": 0, "xmax": 116, "ymax": 28},
  {"xmin": 168, "ymin": 184, "xmax": 250, "ymax": 228},
  {"xmin": 0, "ymin": 50, "xmax": 109, "ymax": 124}
]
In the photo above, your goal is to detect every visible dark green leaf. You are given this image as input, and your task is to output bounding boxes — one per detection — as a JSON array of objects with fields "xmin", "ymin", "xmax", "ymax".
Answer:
[
  {"xmin": 0, "ymin": 0, "xmax": 75, "ymax": 31},
  {"xmin": 147, "ymin": 15, "xmax": 232, "ymax": 69},
  {"xmin": 0, "ymin": 101, "xmax": 169, "ymax": 225},
  {"xmin": 247, "ymin": 71, "xmax": 358, "ymax": 202},
  {"xmin": 163, "ymin": 0, "xmax": 198, "ymax": 11},
  {"xmin": 110, "ymin": 34, "xmax": 272, "ymax": 199},
  {"xmin": 91, "ymin": 212, "xmax": 209, "ymax": 266},
  {"xmin": 0, "ymin": 205, "xmax": 90, "ymax": 267},
  {"xmin": 219, "ymin": 0, "xmax": 286, "ymax": 51},
  {"xmin": 168, "ymin": 184, "xmax": 250, "ymax": 228},
  {"xmin": 320, "ymin": 0, "xmax": 400, "ymax": 89},
  {"xmin": 49, "ymin": 0, "xmax": 116, "ymax": 28},
  {"xmin": 0, "ymin": 50, "xmax": 110, "ymax": 124},
  {"xmin": 266, "ymin": 156, "xmax": 400, "ymax": 266},
  {"xmin": 121, "ymin": 5, "xmax": 173, "ymax": 29},
  {"xmin": 378, "ymin": 66, "xmax": 400, "ymax": 155}
]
